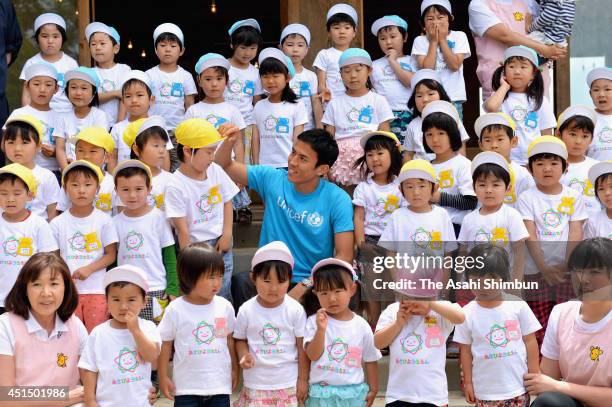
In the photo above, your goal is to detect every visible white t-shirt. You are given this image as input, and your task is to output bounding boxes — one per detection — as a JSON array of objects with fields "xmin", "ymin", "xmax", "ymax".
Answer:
[
  {"xmin": 6, "ymin": 105, "xmax": 62, "ymax": 171},
  {"xmin": 234, "ymin": 295, "xmax": 306, "ymax": 390},
  {"xmin": 149, "ymin": 170, "xmax": 173, "ymax": 211},
  {"xmin": 304, "ymin": 312, "xmax": 381, "ymax": 386},
  {"xmin": 588, "ymin": 112, "xmax": 612, "ymax": 161},
  {"xmin": 454, "ymin": 295, "xmax": 542, "ymax": 401},
  {"xmin": 224, "ymin": 64, "xmax": 263, "ymax": 126},
  {"xmin": 110, "ymin": 118, "xmax": 174, "ymax": 165},
  {"xmin": 50, "ymin": 209, "xmax": 118, "ymax": 294},
  {"xmin": 402, "ymin": 116, "xmax": 471, "ymax": 161},
  {"xmin": 158, "ymin": 296, "xmax": 235, "ymax": 396},
  {"xmin": 376, "ymin": 301, "xmax": 455, "ymax": 405},
  {"xmin": 432, "ymin": 154, "xmax": 475, "ymax": 224},
  {"xmin": 353, "ymin": 177, "xmax": 406, "ymax": 236},
  {"xmin": 468, "ymin": 0, "xmax": 503, "ymax": 38},
  {"xmin": 561, "ymin": 157, "xmax": 601, "ymax": 216},
  {"xmin": 19, "ymin": 52, "xmax": 78, "ymax": 113},
  {"xmin": 321, "ymin": 91, "xmax": 395, "ymax": 140},
  {"xmin": 505, "ymin": 161, "xmax": 535, "ymax": 208},
  {"xmin": 253, "ymin": 98, "xmax": 308, "ymax": 167},
  {"xmin": 112, "ymin": 208, "xmax": 174, "ymax": 292},
  {"xmin": 94, "ymin": 63, "xmax": 131, "ymax": 124},
  {"xmin": 146, "ymin": 65, "xmax": 197, "ymax": 130},
  {"xmin": 584, "ymin": 209, "xmax": 612, "ymax": 239},
  {"xmin": 371, "ymin": 56, "xmax": 416, "ymax": 111},
  {"xmin": 499, "ymin": 92, "xmax": 556, "ymax": 165},
  {"xmin": 517, "ymin": 185, "xmax": 588, "ymax": 275},
  {"xmin": 78, "ymin": 319, "xmax": 161, "ymax": 407},
  {"xmin": 411, "ymin": 31, "xmax": 471, "ymax": 102},
  {"xmin": 29, "ymin": 165, "xmax": 60, "ymax": 220},
  {"xmin": 313, "ymin": 47, "xmax": 345, "ymax": 100},
  {"xmin": 0, "ymin": 214, "xmax": 58, "ymax": 306},
  {"xmin": 57, "ymin": 172, "xmax": 116, "ymax": 215},
  {"xmin": 164, "ymin": 164, "xmax": 239, "ymax": 242},
  {"xmin": 289, "ymin": 67, "xmax": 318, "ymax": 130},
  {"xmin": 184, "ymin": 101, "xmax": 247, "ymax": 130},
  {"xmin": 57, "ymin": 107, "xmax": 110, "ymax": 162}
]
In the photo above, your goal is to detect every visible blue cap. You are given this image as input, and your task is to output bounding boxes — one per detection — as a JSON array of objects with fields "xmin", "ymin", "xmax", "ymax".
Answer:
[
  {"xmin": 228, "ymin": 18, "xmax": 261, "ymax": 36},
  {"xmin": 258, "ymin": 47, "xmax": 296, "ymax": 78},
  {"xmin": 85, "ymin": 22, "xmax": 120, "ymax": 44},
  {"xmin": 195, "ymin": 53, "xmax": 231, "ymax": 74},
  {"xmin": 339, "ymin": 48, "xmax": 372, "ymax": 68},
  {"xmin": 64, "ymin": 66, "xmax": 100, "ymax": 88},
  {"xmin": 371, "ymin": 15, "xmax": 408, "ymax": 36}
]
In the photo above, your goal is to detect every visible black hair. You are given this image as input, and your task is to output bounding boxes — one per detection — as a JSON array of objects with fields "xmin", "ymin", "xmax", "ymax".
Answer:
[
  {"xmin": 326, "ymin": 13, "xmax": 356, "ymax": 31},
  {"xmin": 376, "ymin": 25, "xmax": 407, "ymax": 38},
  {"xmin": 88, "ymin": 31, "xmax": 118, "ymax": 47},
  {"xmin": 567, "ymin": 238, "xmax": 612, "ymax": 277},
  {"xmin": 400, "ymin": 178, "xmax": 436, "ymax": 193},
  {"xmin": 177, "ymin": 143, "xmax": 201, "ymax": 163},
  {"xmin": 178, "ymin": 243, "xmax": 225, "ymax": 294},
  {"xmin": 527, "ymin": 153, "xmax": 568, "ymax": 173},
  {"xmin": 3, "ymin": 121, "xmax": 40, "ymax": 144},
  {"xmin": 251, "ymin": 260, "xmax": 293, "ymax": 283},
  {"xmin": 465, "ymin": 244, "xmax": 510, "ymax": 282},
  {"xmin": 155, "ymin": 32, "xmax": 183, "ymax": 50},
  {"xmin": 230, "ymin": 26, "xmax": 263, "ymax": 54},
  {"xmin": 259, "ymin": 58, "xmax": 298, "ymax": 103},
  {"xmin": 63, "ymin": 166, "xmax": 100, "ymax": 186},
  {"xmin": 420, "ymin": 5, "xmax": 453, "ymax": 27},
  {"xmin": 130, "ymin": 126, "xmax": 170, "ymax": 160},
  {"xmin": 340, "ymin": 63, "xmax": 374, "ymax": 90},
  {"xmin": 65, "ymin": 79, "xmax": 100, "ymax": 108},
  {"xmin": 472, "ymin": 163, "xmax": 511, "ymax": 188},
  {"xmin": 492, "ymin": 56, "xmax": 544, "ymax": 111},
  {"xmin": 480, "ymin": 124, "xmax": 514, "ymax": 141},
  {"xmin": 115, "ymin": 166, "xmax": 151, "ymax": 188},
  {"xmin": 559, "ymin": 115, "xmax": 595, "ymax": 137},
  {"xmin": 122, "ymin": 79, "xmax": 152, "ymax": 97},
  {"xmin": 280, "ymin": 33, "xmax": 308, "ymax": 46},
  {"xmin": 297, "ymin": 129, "xmax": 339, "ymax": 167},
  {"xmin": 0, "ymin": 173, "xmax": 29, "ymax": 192},
  {"xmin": 422, "ymin": 112, "xmax": 463, "ymax": 153},
  {"xmin": 594, "ymin": 173, "xmax": 612, "ymax": 203},
  {"xmin": 353, "ymin": 135, "xmax": 403, "ymax": 183},
  {"xmin": 105, "ymin": 281, "xmax": 146, "ymax": 299},
  {"xmin": 197, "ymin": 66, "xmax": 229, "ymax": 101},
  {"xmin": 407, "ymin": 79, "xmax": 451, "ymax": 115},
  {"xmin": 34, "ymin": 24, "xmax": 67, "ymax": 46},
  {"xmin": 301, "ymin": 264, "xmax": 361, "ymax": 316}
]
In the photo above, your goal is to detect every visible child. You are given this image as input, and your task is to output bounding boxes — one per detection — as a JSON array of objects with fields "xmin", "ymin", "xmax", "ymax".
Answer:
[
  {"xmin": 585, "ymin": 160, "xmax": 612, "ymax": 238},
  {"xmin": 158, "ymin": 243, "xmax": 237, "ymax": 406},
  {"xmin": 56, "ymin": 127, "xmax": 117, "ymax": 214},
  {"xmin": 527, "ymin": 0, "xmax": 575, "ymax": 50},
  {"xmin": 50, "ymin": 160, "xmax": 118, "ymax": 332},
  {"xmin": 314, "ymin": 3, "xmax": 358, "ymax": 102},
  {"xmin": 234, "ymin": 241, "xmax": 307, "ymax": 406},
  {"xmin": 10, "ymin": 63, "xmax": 61, "ymax": 176},
  {"xmin": 475, "ymin": 112, "xmax": 535, "ymax": 208},
  {"xmin": 56, "ymin": 67, "xmax": 109, "ymax": 170},
  {"xmin": 86, "ymin": 21, "xmax": 131, "ymax": 125},
  {"xmin": 112, "ymin": 160, "xmax": 178, "ymax": 323},
  {"xmin": 517, "ymin": 136, "xmax": 587, "ymax": 344},
  {"xmin": 121, "ymin": 116, "xmax": 173, "ymax": 210},
  {"xmin": 2, "ymin": 115, "xmax": 59, "ymax": 220},
  {"xmin": 422, "ymin": 100, "xmax": 476, "ymax": 234},
  {"xmin": 484, "ymin": 46, "xmax": 556, "ymax": 166},
  {"xmin": 252, "ymin": 47, "xmax": 308, "ymax": 167},
  {"xmin": 147, "ymin": 23, "xmax": 197, "ymax": 170},
  {"xmin": 586, "ymin": 67, "xmax": 612, "ymax": 161},
  {"xmin": 454, "ymin": 245, "xmax": 541, "ymax": 407},
  {"xmin": 164, "ymin": 119, "xmax": 239, "ymax": 300},
  {"xmin": 304, "ymin": 258, "xmax": 381, "ymax": 407},
  {"xmin": 557, "ymin": 105, "xmax": 600, "ymax": 216},
  {"xmin": 322, "ymin": 48, "xmax": 394, "ymax": 189},
  {"xmin": 370, "ymin": 15, "xmax": 416, "ymax": 142},
  {"xmin": 79, "ymin": 265, "xmax": 161, "ymax": 406},
  {"xmin": 19, "ymin": 13, "xmax": 78, "ymax": 112},
  {"xmin": 280, "ymin": 24, "xmax": 323, "ymax": 130},
  {"xmin": 0, "ymin": 163, "xmax": 57, "ymax": 309},
  {"xmin": 412, "ymin": 0, "xmax": 471, "ymax": 118}
]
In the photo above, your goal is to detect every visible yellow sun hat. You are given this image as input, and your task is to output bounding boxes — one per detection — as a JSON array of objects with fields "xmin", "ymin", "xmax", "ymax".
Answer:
[
  {"xmin": 75, "ymin": 127, "xmax": 115, "ymax": 154},
  {"xmin": 474, "ymin": 112, "xmax": 516, "ymax": 138},
  {"xmin": 527, "ymin": 135, "xmax": 568, "ymax": 160},
  {"xmin": 61, "ymin": 159, "xmax": 104, "ymax": 186},
  {"xmin": 4, "ymin": 114, "xmax": 44, "ymax": 144},
  {"xmin": 0, "ymin": 163, "xmax": 37, "ymax": 196},
  {"xmin": 397, "ymin": 159, "xmax": 437, "ymax": 183},
  {"xmin": 122, "ymin": 115, "xmax": 167, "ymax": 149},
  {"xmin": 359, "ymin": 130, "xmax": 401, "ymax": 151},
  {"xmin": 175, "ymin": 118, "xmax": 223, "ymax": 149}
]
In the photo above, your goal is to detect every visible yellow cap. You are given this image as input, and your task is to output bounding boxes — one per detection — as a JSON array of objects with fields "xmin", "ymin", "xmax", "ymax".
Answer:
[
  {"xmin": 0, "ymin": 163, "xmax": 37, "ymax": 196},
  {"xmin": 75, "ymin": 127, "xmax": 115, "ymax": 153},
  {"xmin": 474, "ymin": 112, "xmax": 516, "ymax": 137},
  {"xmin": 4, "ymin": 114, "xmax": 44, "ymax": 144},
  {"xmin": 112, "ymin": 159, "xmax": 153, "ymax": 181},
  {"xmin": 61, "ymin": 159, "xmax": 104, "ymax": 185},
  {"xmin": 527, "ymin": 135, "xmax": 568, "ymax": 160},
  {"xmin": 122, "ymin": 115, "xmax": 167, "ymax": 149},
  {"xmin": 175, "ymin": 118, "xmax": 223, "ymax": 149},
  {"xmin": 397, "ymin": 159, "xmax": 437, "ymax": 183},
  {"xmin": 359, "ymin": 131, "xmax": 401, "ymax": 151}
]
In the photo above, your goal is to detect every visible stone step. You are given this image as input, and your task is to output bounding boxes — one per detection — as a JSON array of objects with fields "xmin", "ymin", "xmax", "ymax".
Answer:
[
  {"xmin": 232, "ymin": 247, "xmax": 258, "ymax": 274},
  {"xmin": 233, "ymin": 221, "xmax": 263, "ymax": 249}
]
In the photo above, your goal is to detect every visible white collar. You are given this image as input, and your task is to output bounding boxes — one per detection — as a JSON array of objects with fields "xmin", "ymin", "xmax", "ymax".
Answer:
[{"xmin": 26, "ymin": 311, "xmax": 68, "ymax": 337}]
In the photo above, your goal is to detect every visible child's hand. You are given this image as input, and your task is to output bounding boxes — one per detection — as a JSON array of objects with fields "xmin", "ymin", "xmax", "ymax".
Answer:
[
  {"xmin": 318, "ymin": 88, "xmax": 331, "ymax": 104},
  {"xmin": 464, "ymin": 381, "xmax": 476, "ymax": 404},
  {"xmin": 524, "ymin": 372, "xmax": 561, "ymax": 395},
  {"xmin": 239, "ymin": 352, "xmax": 255, "ymax": 369},
  {"xmin": 297, "ymin": 377, "xmax": 309, "ymax": 403},
  {"xmin": 365, "ymin": 389, "xmax": 377, "ymax": 407},
  {"xmin": 159, "ymin": 375, "xmax": 176, "ymax": 400},
  {"xmin": 407, "ymin": 300, "xmax": 431, "ymax": 316},
  {"xmin": 125, "ymin": 310, "xmax": 140, "ymax": 334},
  {"xmin": 67, "ymin": 386, "xmax": 85, "ymax": 404},
  {"xmin": 218, "ymin": 123, "xmax": 241, "ymax": 141},
  {"xmin": 40, "ymin": 144, "xmax": 55, "ymax": 157},
  {"xmin": 541, "ymin": 264, "xmax": 566, "ymax": 286},
  {"xmin": 437, "ymin": 22, "xmax": 449, "ymax": 42},
  {"xmin": 168, "ymin": 295, "xmax": 176, "ymax": 302},
  {"xmin": 216, "ymin": 234, "xmax": 232, "ymax": 253},
  {"xmin": 386, "ymin": 48, "xmax": 399, "ymax": 62},
  {"xmin": 425, "ymin": 22, "xmax": 438, "ymax": 42},
  {"xmin": 315, "ymin": 308, "xmax": 328, "ymax": 331},
  {"xmin": 72, "ymin": 267, "xmax": 92, "ymax": 281},
  {"xmin": 395, "ymin": 301, "xmax": 411, "ymax": 326},
  {"xmin": 500, "ymin": 74, "xmax": 511, "ymax": 91}
]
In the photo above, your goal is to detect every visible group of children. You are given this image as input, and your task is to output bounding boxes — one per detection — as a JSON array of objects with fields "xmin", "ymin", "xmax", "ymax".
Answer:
[{"xmin": 0, "ymin": 1, "xmax": 610, "ymax": 406}]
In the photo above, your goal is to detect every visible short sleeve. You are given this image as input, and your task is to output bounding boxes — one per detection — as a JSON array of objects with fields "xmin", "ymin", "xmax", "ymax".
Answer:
[
  {"xmin": 231, "ymin": 107, "xmax": 247, "ymax": 130},
  {"xmin": 569, "ymin": 193, "xmax": 588, "ymax": 222},
  {"xmin": 361, "ymin": 322, "xmax": 382, "ymax": 362},
  {"xmin": 321, "ymin": 99, "xmax": 336, "ymax": 126},
  {"xmin": 516, "ymin": 193, "xmax": 534, "ymax": 221},
  {"xmin": 40, "ymin": 174, "xmax": 60, "ymax": 207},
  {"xmin": 183, "ymin": 72, "xmax": 198, "ymax": 96},
  {"xmin": 294, "ymin": 101, "xmax": 309, "ymax": 127},
  {"xmin": 110, "ymin": 124, "xmax": 122, "ymax": 149},
  {"xmin": 217, "ymin": 170, "xmax": 239, "ymax": 203},
  {"xmin": 292, "ymin": 303, "xmax": 307, "ymax": 338},
  {"xmin": 254, "ymin": 75, "xmax": 264, "ymax": 96},
  {"xmin": 233, "ymin": 306, "xmax": 248, "ymax": 340},
  {"xmin": 158, "ymin": 213, "xmax": 175, "ymax": 247},
  {"xmin": 508, "ymin": 209, "xmax": 530, "ymax": 241},
  {"xmin": 352, "ymin": 182, "xmax": 367, "ymax": 207},
  {"xmin": 374, "ymin": 94, "xmax": 395, "ymax": 124},
  {"xmin": 303, "ymin": 315, "xmax": 317, "ymax": 345},
  {"xmin": 74, "ymin": 317, "xmax": 89, "ymax": 355},
  {"xmin": 308, "ymin": 71, "xmax": 318, "ymax": 91},
  {"xmin": 468, "ymin": 0, "xmax": 502, "ymax": 37},
  {"xmin": 540, "ymin": 304, "xmax": 561, "ymax": 360},
  {"xmin": 537, "ymin": 98, "xmax": 557, "ymax": 130},
  {"xmin": 225, "ymin": 301, "xmax": 237, "ymax": 334},
  {"xmin": 453, "ymin": 31, "xmax": 471, "ymax": 58},
  {"xmin": 142, "ymin": 319, "xmax": 162, "ymax": 347},
  {"xmin": 411, "ymin": 36, "xmax": 429, "ymax": 57},
  {"xmin": 158, "ymin": 304, "xmax": 176, "ymax": 341},
  {"xmin": 442, "ymin": 210, "xmax": 459, "ymax": 252},
  {"xmin": 518, "ymin": 301, "xmax": 542, "ymax": 336},
  {"xmin": 452, "ymin": 310, "xmax": 472, "ymax": 345},
  {"xmin": 246, "ymin": 165, "xmax": 279, "ymax": 197},
  {"xmin": 183, "ymin": 106, "xmax": 196, "ymax": 120},
  {"xmin": 164, "ymin": 182, "xmax": 187, "ymax": 219},
  {"xmin": 378, "ymin": 215, "xmax": 396, "ymax": 245},
  {"xmin": 457, "ymin": 163, "xmax": 476, "ymax": 196},
  {"xmin": 0, "ymin": 314, "xmax": 15, "ymax": 355},
  {"xmin": 584, "ymin": 218, "xmax": 596, "ymax": 239},
  {"xmin": 457, "ymin": 213, "xmax": 472, "ymax": 241},
  {"xmin": 330, "ymin": 188, "xmax": 354, "ymax": 234},
  {"xmin": 375, "ymin": 302, "xmax": 398, "ymax": 332},
  {"xmin": 77, "ymin": 332, "xmax": 99, "ymax": 372},
  {"xmin": 36, "ymin": 220, "xmax": 59, "ymax": 252},
  {"xmin": 402, "ymin": 125, "xmax": 416, "ymax": 152},
  {"xmin": 313, "ymin": 50, "xmax": 328, "ymax": 72},
  {"xmin": 94, "ymin": 110, "xmax": 110, "ymax": 131},
  {"xmin": 101, "ymin": 216, "xmax": 119, "ymax": 246}
]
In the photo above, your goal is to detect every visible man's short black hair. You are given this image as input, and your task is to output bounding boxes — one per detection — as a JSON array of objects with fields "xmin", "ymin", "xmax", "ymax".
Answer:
[{"xmin": 297, "ymin": 129, "xmax": 339, "ymax": 168}]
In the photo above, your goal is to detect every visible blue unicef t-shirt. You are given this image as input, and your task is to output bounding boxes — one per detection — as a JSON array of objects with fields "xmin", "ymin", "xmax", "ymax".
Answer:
[{"xmin": 247, "ymin": 165, "xmax": 354, "ymax": 281}]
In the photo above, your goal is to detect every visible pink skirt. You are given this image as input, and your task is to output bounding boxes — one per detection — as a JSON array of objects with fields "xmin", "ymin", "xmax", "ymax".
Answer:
[{"xmin": 329, "ymin": 136, "xmax": 364, "ymax": 186}]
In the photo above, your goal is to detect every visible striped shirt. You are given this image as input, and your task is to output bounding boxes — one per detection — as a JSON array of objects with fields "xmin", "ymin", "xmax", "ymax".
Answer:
[{"xmin": 529, "ymin": 0, "xmax": 576, "ymax": 43}]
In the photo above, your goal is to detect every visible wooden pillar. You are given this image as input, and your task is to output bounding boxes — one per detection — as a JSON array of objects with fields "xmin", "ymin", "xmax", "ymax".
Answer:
[
  {"xmin": 554, "ymin": 43, "xmax": 571, "ymax": 114},
  {"xmin": 282, "ymin": 0, "xmax": 364, "ymax": 68},
  {"xmin": 76, "ymin": 0, "xmax": 94, "ymax": 66}
]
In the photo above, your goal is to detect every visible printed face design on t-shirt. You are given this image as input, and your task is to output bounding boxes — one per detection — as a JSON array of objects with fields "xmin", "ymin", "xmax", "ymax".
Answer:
[
  {"xmin": 259, "ymin": 323, "xmax": 281, "ymax": 345},
  {"xmin": 327, "ymin": 338, "xmax": 349, "ymax": 362},
  {"xmin": 541, "ymin": 209, "xmax": 562, "ymax": 229},
  {"xmin": 68, "ymin": 232, "xmax": 87, "ymax": 252},
  {"xmin": 205, "ymin": 114, "xmax": 228, "ymax": 129},
  {"xmin": 568, "ymin": 178, "xmax": 593, "ymax": 197},
  {"xmin": 410, "ymin": 227, "xmax": 433, "ymax": 249},
  {"xmin": 486, "ymin": 324, "xmax": 509, "ymax": 348},
  {"xmin": 195, "ymin": 186, "xmax": 222, "ymax": 220},
  {"xmin": 2, "ymin": 237, "xmax": 19, "ymax": 257},
  {"xmin": 159, "ymin": 82, "xmax": 184, "ymax": 98},
  {"xmin": 597, "ymin": 127, "xmax": 612, "ymax": 144},
  {"xmin": 400, "ymin": 332, "xmax": 423, "ymax": 354},
  {"xmin": 192, "ymin": 321, "xmax": 216, "ymax": 345},
  {"xmin": 590, "ymin": 346, "xmax": 604, "ymax": 362},
  {"xmin": 510, "ymin": 106, "xmax": 528, "ymax": 123},
  {"xmin": 101, "ymin": 79, "xmax": 115, "ymax": 92},
  {"xmin": 124, "ymin": 231, "xmax": 144, "ymax": 251},
  {"xmin": 114, "ymin": 347, "xmax": 140, "ymax": 373},
  {"xmin": 228, "ymin": 79, "xmax": 242, "ymax": 94}
]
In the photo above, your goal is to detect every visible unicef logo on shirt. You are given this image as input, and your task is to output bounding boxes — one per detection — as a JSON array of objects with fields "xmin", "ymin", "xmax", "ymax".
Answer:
[{"xmin": 307, "ymin": 212, "xmax": 323, "ymax": 227}]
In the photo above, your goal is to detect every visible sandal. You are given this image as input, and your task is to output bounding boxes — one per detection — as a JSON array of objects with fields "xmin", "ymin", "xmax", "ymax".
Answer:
[{"xmin": 237, "ymin": 207, "xmax": 252, "ymax": 224}]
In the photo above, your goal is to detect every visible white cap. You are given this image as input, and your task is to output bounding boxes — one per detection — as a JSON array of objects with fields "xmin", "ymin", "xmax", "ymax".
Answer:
[
  {"xmin": 421, "ymin": 0, "xmax": 452, "ymax": 15},
  {"xmin": 410, "ymin": 68, "xmax": 441, "ymax": 88},
  {"xmin": 228, "ymin": 18, "xmax": 261, "ymax": 36},
  {"xmin": 503, "ymin": 45, "xmax": 539, "ymax": 67},
  {"xmin": 153, "ymin": 23, "xmax": 184, "ymax": 47},
  {"xmin": 326, "ymin": 3, "xmax": 358, "ymax": 25},
  {"xmin": 311, "ymin": 258, "xmax": 358, "ymax": 281},
  {"xmin": 371, "ymin": 15, "xmax": 408, "ymax": 36},
  {"xmin": 586, "ymin": 67, "xmax": 612, "ymax": 88},
  {"xmin": 120, "ymin": 70, "xmax": 152, "ymax": 91},
  {"xmin": 471, "ymin": 151, "xmax": 510, "ymax": 176},
  {"xmin": 24, "ymin": 62, "xmax": 58, "ymax": 81},
  {"xmin": 422, "ymin": 100, "xmax": 460, "ymax": 124},
  {"xmin": 474, "ymin": 112, "xmax": 516, "ymax": 138},
  {"xmin": 527, "ymin": 136, "xmax": 568, "ymax": 160},
  {"xmin": 112, "ymin": 159, "xmax": 153, "ymax": 181},
  {"xmin": 137, "ymin": 115, "xmax": 167, "ymax": 137},
  {"xmin": 557, "ymin": 105, "xmax": 597, "ymax": 130},
  {"xmin": 195, "ymin": 53, "xmax": 231, "ymax": 74},
  {"xmin": 34, "ymin": 13, "xmax": 66, "ymax": 32},
  {"xmin": 103, "ymin": 264, "xmax": 149, "ymax": 292},
  {"xmin": 280, "ymin": 23, "xmax": 311, "ymax": 46},
  {"xmin": 252, "ymin": 241, "xmax": 294, "ymax": 270},
  {"xmin": 85, "ymin": 22, "xmax": 120, "ymax": 44},
  {"xmin": 258, "ymin": 47, "xmax": 296, "ymax": 77},
  {"xmin": 588, "ymin": 160, "xmax": 612, "ymax": 186}
]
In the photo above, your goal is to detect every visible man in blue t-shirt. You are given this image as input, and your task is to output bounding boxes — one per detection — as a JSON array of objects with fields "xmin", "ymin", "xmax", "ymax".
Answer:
[{"xmin": 215, "ymin": 128, "xmax": 354, "ymax": 307}]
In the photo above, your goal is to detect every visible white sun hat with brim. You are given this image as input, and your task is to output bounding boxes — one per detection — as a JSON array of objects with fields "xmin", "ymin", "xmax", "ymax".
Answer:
[
  {"xmin": 326, "ymin": 3, "xmax": 358, "ymax": 24},
  {"xmin": 471, "ymin": 151, "xmax": 510, "ymax": 176},
  {"xmin": 103, "ymin": 264, "xmax": 149, "ymax": 292},
  {"xmin": 588, "ymin": 160, "xmax": 612, "ymax": 186}
]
